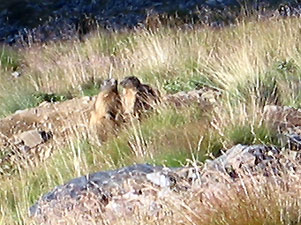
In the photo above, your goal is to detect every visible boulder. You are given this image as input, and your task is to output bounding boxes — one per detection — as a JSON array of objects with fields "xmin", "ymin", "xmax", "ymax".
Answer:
[
  {"xmin": 30, "ymin": 144, "xmax": 298, "ymax": 224},
  {"xmin": 30, "ymin": 164, "xmax": 198, "ymax": 224}
]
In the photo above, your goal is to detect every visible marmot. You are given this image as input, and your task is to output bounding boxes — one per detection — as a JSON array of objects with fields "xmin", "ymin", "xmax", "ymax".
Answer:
[
  {"xmin": 120, "ymin": 76, "xmax": 160, "ymax": 119},
  {"xmin": 89, "ymin": 78, "xmax": 123, "ymax": 139}
]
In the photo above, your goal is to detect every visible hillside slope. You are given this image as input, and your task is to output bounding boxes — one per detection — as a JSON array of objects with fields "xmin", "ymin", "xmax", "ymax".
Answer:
[{"xmin": 0, "ymin": 17, "xmax": 301, "ymax": 224}]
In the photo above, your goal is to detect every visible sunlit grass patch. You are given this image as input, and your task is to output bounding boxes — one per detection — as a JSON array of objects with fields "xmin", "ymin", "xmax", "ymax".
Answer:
[
  {"xmin": 0, "ymin": 88, "xmax": 39, "ymax": 117},
  {"xmin": 0, "ymin": 46, "xmax": 22, "ymax": 71},
  {"xmin": 226, "ymin": 122, "xmax": 279, "ymax": 146},
  {"xmin": 0, "ymin": 87, "xmax": 72, "ymax": 118},
  {"xmin": 80, "ymin": 77, "xmax": 102, "ymax": 96}
]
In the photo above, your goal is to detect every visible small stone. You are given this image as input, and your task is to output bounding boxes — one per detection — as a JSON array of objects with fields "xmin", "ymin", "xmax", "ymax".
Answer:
[
  {"xmin": 82, "ymin": 96, "xmax": 92, "ymax": 104},
  {"xmin": 11, "ymin": 71, "xmax": 21, "ymax": 78},
  {"xmin": 14, "ymin": 129, "xmax": 52, "ymax": 148},
  {"xmin": 146, "ymin": 172, "xmax": 173, "ymax": 188}
]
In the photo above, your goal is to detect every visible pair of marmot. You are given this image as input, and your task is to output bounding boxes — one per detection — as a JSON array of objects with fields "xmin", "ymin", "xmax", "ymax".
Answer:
[{"xmin": 89, "ymin": 76, "xmax": 160, "ymax": 139}]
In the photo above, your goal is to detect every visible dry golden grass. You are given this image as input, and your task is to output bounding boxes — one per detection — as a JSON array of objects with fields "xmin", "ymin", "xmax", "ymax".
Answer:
[
  {"xmin": 0, "ymin": 17, "xmax": 301, "ymax": 224},
  {"xmin": 5, "ymin": 18, "xmax": 299, "ymax": 94}
]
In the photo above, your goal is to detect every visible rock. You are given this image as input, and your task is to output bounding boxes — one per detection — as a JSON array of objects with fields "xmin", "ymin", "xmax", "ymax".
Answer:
[
  {"xmin": 164, "ymin": 87, "xmax": 221, "ymax": 107},
  {"xmin": 204, "ymin": 144, "xmax": 281, "ymax": 179},
  {"xmin": 279, "ymin": 133, "xmax": 301, "ymax": 152},
  {"xmin": 263, "ymin": 105, "xmax": 301, "ymax": 129},
  {"xmin": 287, "ymin": 134, "xmax": 301, "ymax": 150},
  {"xmin": 30, "ymin": 164, "xmax": 197, "ymax": 223},
  {"xmin": 263, "ymin": 105, "xmax": 301, "ymax": 152},
  {"xmin": 146, "ymin": 171, "xmax": 176, "ymax": 188},
  {"xmin": 11, "ymin": 71, "xmax": 21, "ymax": 78},
  {"xmin": 14, "ymin": 129, "xmax": 52, "ymax": 149},
  {"xmin": 30, "ymin": 143, "xmax": 298, "ymax": 224},
  {"xmin": 0, "ymin": 129, "xmax": 53, "ymax": 174}
]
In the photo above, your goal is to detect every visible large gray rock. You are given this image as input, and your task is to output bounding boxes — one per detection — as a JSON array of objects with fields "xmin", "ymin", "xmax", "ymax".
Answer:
[
  {"xmin": 30, "ymin": 143, "xmax": 299, "ymax": 224},
  {"xmin": 30, "ymin": 164, "xmax": 198, "ymax": 224}
]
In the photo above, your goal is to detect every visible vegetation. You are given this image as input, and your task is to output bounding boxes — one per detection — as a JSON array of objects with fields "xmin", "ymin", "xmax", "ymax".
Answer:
[{"xmin": 0, "ymin": 17, "xmax": 301, "ymax": 224}]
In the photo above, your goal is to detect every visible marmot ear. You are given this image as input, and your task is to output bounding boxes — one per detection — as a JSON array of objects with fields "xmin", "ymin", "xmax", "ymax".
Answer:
[{"xmin": 120, "ymin": 79, "xmax": 125, "ymax": 86}]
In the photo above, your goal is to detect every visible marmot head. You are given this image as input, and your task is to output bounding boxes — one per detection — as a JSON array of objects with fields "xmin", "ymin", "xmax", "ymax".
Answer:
[
  {"xmin": 120, "ymin": 76, "xmax": 141, "ymax": 90},
  {"xmin": 101, "ymin": 78, "xmax": 118, "ymax": 92}
]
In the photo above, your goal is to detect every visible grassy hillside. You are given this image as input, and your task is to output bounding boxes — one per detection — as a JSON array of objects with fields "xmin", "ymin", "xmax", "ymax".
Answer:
[{"xmin": 0, "ymin": 17, "xmax": 301, "ymax": 224}]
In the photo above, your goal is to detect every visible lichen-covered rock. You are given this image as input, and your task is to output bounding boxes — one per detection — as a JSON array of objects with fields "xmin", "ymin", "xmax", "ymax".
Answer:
[
  {"xmin": 205, "ymin": 145, "xmax": 280, "ymax": 173},
  {"xmin": 30, "ymin": 144, "xmax": 299, "ymax": 224},
  {"xmin": 30, "ymin": 164, "xmax": 198, "ymax": 224}
]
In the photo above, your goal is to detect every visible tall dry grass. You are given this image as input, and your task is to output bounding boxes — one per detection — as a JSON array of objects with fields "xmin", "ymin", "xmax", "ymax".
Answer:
[{"xmin": 0, "ymin": 17, "xmax": 301, "ymax": 224}]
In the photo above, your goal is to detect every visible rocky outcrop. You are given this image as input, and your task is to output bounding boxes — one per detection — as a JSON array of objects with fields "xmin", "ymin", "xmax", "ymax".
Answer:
[
  {"xmin": 29, "ymin": 164, "xmax": 187, "ymax": 223},
  {"xmin": 29, "ymin": 143, "xmax": 300, "ymax": 224}
]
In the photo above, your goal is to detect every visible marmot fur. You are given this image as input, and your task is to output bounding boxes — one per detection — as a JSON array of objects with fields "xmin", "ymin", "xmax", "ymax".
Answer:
[
  {"xmin": 89, "ymin": 78, "xmax": 123, "ymax": 139},
  {"xmin": 120, "ymin": 76, "xmax": 160, "ymax": 119}
]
